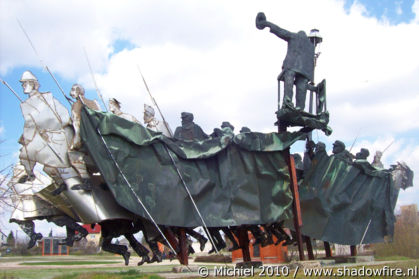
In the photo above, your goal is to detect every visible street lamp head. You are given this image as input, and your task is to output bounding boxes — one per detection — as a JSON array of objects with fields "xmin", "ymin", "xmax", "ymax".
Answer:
[{"xmin": 308, "ymin": 28, "xmax": 323, "ymax": 46}]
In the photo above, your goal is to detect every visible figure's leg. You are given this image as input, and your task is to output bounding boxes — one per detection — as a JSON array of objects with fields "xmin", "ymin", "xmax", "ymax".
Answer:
[
  {"xmin": 125, "ymin": 233, "xmax": 150, "ymax": 266},
  {"xmin": 249, "ymin": 225, "xmax": 269, "ymax": 247},
  {"xmin": 141, "ymin": 224, "xmax": 164, "ymax": 263},
  {"xmin": 10, "ymin": 219, "xmax": 42, "ymax": 249},
  {"xmin": 262, "ymin": 225, "xmax": 275, "ymax": 246},
  {"xmin": 68, "ymin": 151, "xmax": 92, "ymax": 191},
  {"xmin": 102, "ymin": 236, "xmax": 130, "ymax": 266},
  {"xmin": 221, "ymin": 228, "xmax": 240, "ymax": 251},
  {"xmin": 208, "ymin": 228, "xmax": 226, "ymax": 254},
  {"xmin": 282, "ymin": 70, "xmax": 296, "ymax": 107},
  {"xmin": 42, "ymin": 166, "xmax": 66, "ymax": 196},
  {"xmin": 19, "ymin": 147, "xmax": 36, "ymax": 179},
  {"xmin": 147, "ymin": 239, "xmax": 163, "ymax": 263},
  {"xmin": 49, "ymin": 216, "xmax": 88, "ymax": 246},
  {"xmin": 295, "ymin": 75, "xmax": 309, "ymax": 110},
  {"xmin": 185, "ymin": 228, "xmax": 207, "ymax": 251},
  {"xmin": 272, "ymin": 222, "xmax": 294, "ymax": 246}
]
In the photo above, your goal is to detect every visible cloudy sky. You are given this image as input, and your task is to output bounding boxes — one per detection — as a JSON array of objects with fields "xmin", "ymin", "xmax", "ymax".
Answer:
[{"xmin": 1, "ymin": 0, "xmax": 418, "ymax": 237}]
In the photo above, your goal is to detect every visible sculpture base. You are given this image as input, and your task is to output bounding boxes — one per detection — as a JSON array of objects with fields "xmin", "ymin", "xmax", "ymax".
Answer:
[{"xmin": 276, "ymin": 103, "xmax": 332, "ymax": 136}]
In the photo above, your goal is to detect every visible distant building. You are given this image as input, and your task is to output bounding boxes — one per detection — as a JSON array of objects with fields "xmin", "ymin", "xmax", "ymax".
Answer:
[
  {"xmin": 82, "ymin": 224, "xmax": 101, "ymax": 246},
  {"xmin": 41, "ymin": 237, "xmax": 69, "ymax": 256}
]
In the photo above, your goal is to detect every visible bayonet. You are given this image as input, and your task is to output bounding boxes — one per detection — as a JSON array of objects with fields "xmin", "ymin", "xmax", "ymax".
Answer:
[
  {"xmin": 382, "ymin": 140, "xmax": 394, "ymax": 155},
  {"xmin": 0, "ymin": 78, "xmax": 23, "ymax": 102},
  {"xmin": 83, "ymin": 47, "xmax": 108, "ymax": 111},
  {"xmin": 135, "ymin": 65, "xmax": 220, "ymax": 253},
  {"xmin": 17, "ymin": 18, "xmax": 72, "ymax": 105},
  {"xmin": 136, "ymin": 65, "xmax": 173, "ymax": 137},
  {"xmin": 348, "ymin": 131, "xmax": 360, "ymax": 152}
]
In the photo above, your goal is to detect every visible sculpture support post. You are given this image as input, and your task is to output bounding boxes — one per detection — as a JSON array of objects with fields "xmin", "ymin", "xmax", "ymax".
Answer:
[
  {"xmin": 304, "ymin": 236, "xmax": 314, "ymax": 260},
  {"xmin": 278, "ymin": 77, "xmax": 305, "ymax": 261},
  {"xmin": 350, "ymin": 245, "xmax": 357, "ymax": 256},
  {"xmin": 287, "ymin": 152, "xmax": 305, "ymax": 261},
  {"xmin": 238, "ymin": 228, "xmax": 251, "ymax": 263},
  {"xmin": 324, "ymin": 241, "xmax": 332, "ymax": 258},
  {"xmin": 178, "ymin": 228, "xmax": 189, "ymax": 265}
]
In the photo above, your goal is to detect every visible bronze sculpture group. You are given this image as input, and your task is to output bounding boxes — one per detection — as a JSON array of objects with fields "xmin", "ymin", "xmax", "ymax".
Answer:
[{"xmin": 5, "ymin": 12, "xmax": 414, "ymax": 267}]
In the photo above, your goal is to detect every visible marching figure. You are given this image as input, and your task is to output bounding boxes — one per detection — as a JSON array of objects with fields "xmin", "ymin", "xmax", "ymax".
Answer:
[
  {"xmin": 67, "ymin": 84, "xmax": 100, "ymax": 191},
  {"xmin": 174, "ymin": 112, "xmax": 208, "ymax": 141},
  {"xmin": 331, "ymin": 140, "xmax": 353, "ymax": 164},
  {"xmin": 109, "ymin": 98, "xmax": 140, "ymax": 123},
  {"xmin": 372, "ymin": 151, "xmax": 384, "ymax": 169},
  {"xmin": 69, "ymin": 84, "xmax": 100, "ymax": 150},
  {"xmin": 143, "ymin": 104, "xmax": 172, "ymax": 137},
  {"xmin": 17, "ymin": 71, "xmax": 89, "ymax": 194},
  {"xmin": 17, "ymin": 71, "xmax": 131, "ymax": 225}
]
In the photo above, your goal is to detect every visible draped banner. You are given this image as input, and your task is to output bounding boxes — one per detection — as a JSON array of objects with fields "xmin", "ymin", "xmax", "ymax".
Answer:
[
  {"xmin": 298, "ymin": 151, "xmax": 399, "ymax": 245},
  {"xmin": 80, "ymin": 106, "xmax": 307, "ymax": 227}
]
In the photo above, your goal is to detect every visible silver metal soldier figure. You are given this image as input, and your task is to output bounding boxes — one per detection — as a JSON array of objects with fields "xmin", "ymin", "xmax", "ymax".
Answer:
[
  {"xmin": 109, "ymin": 98, "xmax": 140, "ymax": 124},
  {"xmin": 67, "ymin": 84, "xmax": 100, "ymax": 191},
  {"xmin": 143, "ymin": 104, "xmax": 172, "ymax": 137},
  {"xmin": 18, "ymin": 70, "xmax": 86, "ymax": 192},
  {"xmin": 372, "ymin": 151, "xmax": 384, "ymax": 169},
  {"xmin": 17, "ymin": 71, "xmax": 132, "ymax": 224}
]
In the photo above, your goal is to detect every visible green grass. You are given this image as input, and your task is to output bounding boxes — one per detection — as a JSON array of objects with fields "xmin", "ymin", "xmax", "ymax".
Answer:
[
  {"xmin": 20, "ymin": 261, "xmax": 120, "ymax": 266},
  {"xmin": 52, "ymin": 269, "xmax": 163, "ymax": 279},
  {"xmin": 375, "ymin": 255, "xmax": 412, "ymax": 261}
]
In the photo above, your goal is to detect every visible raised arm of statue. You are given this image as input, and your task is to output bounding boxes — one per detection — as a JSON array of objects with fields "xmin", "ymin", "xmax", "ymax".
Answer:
[{"xmin": 256, "ymin": 12, "xmax": 293, "ymax": 41}]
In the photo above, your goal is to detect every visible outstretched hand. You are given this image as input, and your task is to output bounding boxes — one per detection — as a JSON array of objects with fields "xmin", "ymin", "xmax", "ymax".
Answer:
[{"xmin": 256, "ymin": 12, "xmax": 268, "ymax": 30}]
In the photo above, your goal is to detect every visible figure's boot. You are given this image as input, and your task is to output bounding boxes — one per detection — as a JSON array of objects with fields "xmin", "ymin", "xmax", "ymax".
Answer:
[
  {"xmin": 208, "ymin": 228, "xmax": 226, "ymax": 253},
  {"xmin": 68, "ymin": 152, "xmax": 92, "ymax": 191},
  {"xmin": 70, "ymin": 178, "xmax": 92, "ymax": 191},
  {"xmin": 58, "ymin": 227, "xmax": 75, "ymax": 246},
  {"xmin": 125, "ymin": 234, "xmax": 150, "ymax": 266},
  {"xmin": 222, "ymin": 228, "xmax": 240, "ymax": 251},
  {"xmin": 208, "ymin": 228, "xmax": 219, "ymax": 254},
  {"xmin": 262, "ymin": 225, "xmax": 274, "ymax": 246},
  {"xmin": 28, "ymin": 232, "xmax": 43, "ymax": 249},
  {"xmin": 122, "ymin": 250, "xmax": 131, "ymax": 266},
  {"xmin": 249, "ymin": 226, "xmax": 265, "ymax": 246},
  {"xmin": 51, "ymin": 183, "xmax": 67, "ymax": 196},
  {"xmin": 185, "ymin": 228, "xmax": 207, "ymax": 252},
  {"xmin": 11, "ymin": 220, "xmax": 42, "ymax": 249},
  {"xmin": 148, "ymin": 241, "xmax": 163, "ymax": 263},
  {"xmin": 102, "ymin": 237, "xmax": 130, "ymax": 266}
]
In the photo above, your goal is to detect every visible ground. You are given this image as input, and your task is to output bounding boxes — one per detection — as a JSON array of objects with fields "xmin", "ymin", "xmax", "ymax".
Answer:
[{"xmin": 1, "ymin": 254, "xmax": 418, "ymax": 279}]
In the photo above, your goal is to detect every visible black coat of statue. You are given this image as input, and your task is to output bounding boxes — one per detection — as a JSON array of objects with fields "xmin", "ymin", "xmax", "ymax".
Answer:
[
  {"xmin": 174, "ymin": 112, "xmax": 209, "ymax": 141},
  {"xmin": 256, "ymin": 12, "xmax": 315, "ymax": 110}
]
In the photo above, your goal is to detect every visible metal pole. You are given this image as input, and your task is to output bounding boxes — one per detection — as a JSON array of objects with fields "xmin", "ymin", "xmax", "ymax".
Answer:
[
  {"xmin": 83, "ymin": 48, "xmax": 108, "ymax": 111},
  {"xmin": 17, "ymin": 18, "xmax": 72, "ymax": 105},
  {"xmin": 136, "ymin": 65, "xmax": 220, "ymax": 253},
  {"xmin": 0, "ymin": 78, "xmax": 23, "ymax": 102},
  {"xmin": 137, "ymin": 65, "xmax": 173, "ymax": 137},
  {"xmin": 81, "ymin": 105, "xmax": 178, "ymax": 257}
]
